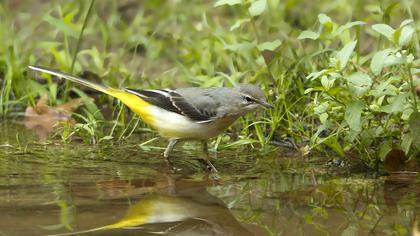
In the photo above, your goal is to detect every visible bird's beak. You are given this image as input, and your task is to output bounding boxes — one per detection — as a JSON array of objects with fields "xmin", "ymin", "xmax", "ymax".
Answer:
[{"xmin": 257, "ymin": 100, "xmax": 273, "ymax": 108}]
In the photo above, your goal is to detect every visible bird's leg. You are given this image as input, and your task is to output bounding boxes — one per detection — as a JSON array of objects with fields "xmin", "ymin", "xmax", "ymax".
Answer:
[
  {"xmin": 163, "ymin": 139, "xmax": 180, "ymax": 172},
  {"xmin": 164, "ymin": 139, "xmax": 178, "ymax": 159},
  {"xmin": 202, "ymin": 140, "xmax": 218, "ymax": 173}
]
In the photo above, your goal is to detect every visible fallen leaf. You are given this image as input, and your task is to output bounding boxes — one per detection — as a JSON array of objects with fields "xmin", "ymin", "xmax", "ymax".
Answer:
[{"xmin": 24, "ymin": 95, "xmax": 83, "ymax": 141}]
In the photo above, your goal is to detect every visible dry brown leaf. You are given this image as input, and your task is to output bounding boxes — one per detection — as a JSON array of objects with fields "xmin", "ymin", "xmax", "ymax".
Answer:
[{"xmin": 24, "ymin": 95, "xmax": 83, "ymax": 141}]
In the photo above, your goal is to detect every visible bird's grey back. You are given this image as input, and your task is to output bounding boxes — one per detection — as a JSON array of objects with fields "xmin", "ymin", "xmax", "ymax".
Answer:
[
  {"xmin": 175, "ymin": 87, "xmax": 240, "ymax": 119},
  {"xmin": 175, "ymin": 84, "xmax": 266, "ymax": 119}
]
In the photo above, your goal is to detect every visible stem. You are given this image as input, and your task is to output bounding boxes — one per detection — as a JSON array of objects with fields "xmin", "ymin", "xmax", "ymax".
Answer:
[
  {"xmin": 64, "ymin": 0, "xmax": 95, "ymax": 100},
  {"xmin": 407, "ymin": 65, "xmax": 419, "ymax": 111},
  {"xmin": 70, "ymin": 0, "xmax": 95, "ymax": 73}
]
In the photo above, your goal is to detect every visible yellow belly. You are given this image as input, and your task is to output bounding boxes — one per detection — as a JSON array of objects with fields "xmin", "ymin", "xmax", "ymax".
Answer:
[{"xmin": 110, "ymin": 90, "xmax": 155, "ymax": 126}]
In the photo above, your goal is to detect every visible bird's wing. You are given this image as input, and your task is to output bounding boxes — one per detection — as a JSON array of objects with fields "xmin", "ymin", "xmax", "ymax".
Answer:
[{"xmin": 124, "ymin": 88, "xmax": 215, "ymax": 123}]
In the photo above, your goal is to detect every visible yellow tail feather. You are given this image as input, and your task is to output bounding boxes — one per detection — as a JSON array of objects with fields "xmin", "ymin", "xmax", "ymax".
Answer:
[{"xmin": 28, "ymin": 66, "xmax": 154, "ymax": 126}]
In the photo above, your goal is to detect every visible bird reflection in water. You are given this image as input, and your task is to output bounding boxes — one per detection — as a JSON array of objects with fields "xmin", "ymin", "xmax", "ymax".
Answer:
[{"xmin": 50, "ymin": 175, "xmax": 265, "ymax": 236}]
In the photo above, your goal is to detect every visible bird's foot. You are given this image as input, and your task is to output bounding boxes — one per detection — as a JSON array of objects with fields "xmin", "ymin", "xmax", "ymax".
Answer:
[
  {"xmin": 195, "ymin": 158, "xmax": 218, "ymax": 173},
  {"xmin": 164, "ymin": 158, "xmax": 182, "ymax": 173},
  {"xmin": 205, "ymin": 159, "xmax": 218, "ymax": 173}
]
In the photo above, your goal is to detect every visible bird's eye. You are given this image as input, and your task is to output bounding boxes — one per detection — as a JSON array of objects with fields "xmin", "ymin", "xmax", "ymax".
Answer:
[{"xmin": 244, "ymin": 96, "xmax": 253, "ymax": 103}]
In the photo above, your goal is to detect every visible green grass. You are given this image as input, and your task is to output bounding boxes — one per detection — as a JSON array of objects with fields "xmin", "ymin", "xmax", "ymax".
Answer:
[{"xmin": 0, "ymin": 0, "xmax": 419, "ymax": 166}]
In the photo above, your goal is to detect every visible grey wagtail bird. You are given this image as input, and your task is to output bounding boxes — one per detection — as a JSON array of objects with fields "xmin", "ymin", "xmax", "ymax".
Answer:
[{"xmin": 28, "ymin": 65, "xmax": 272, "ymax": 171}]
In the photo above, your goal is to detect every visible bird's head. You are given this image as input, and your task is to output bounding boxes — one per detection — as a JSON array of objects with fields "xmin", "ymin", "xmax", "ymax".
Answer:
[{"xmin": 233, "ymin": 84, "xmax": 273, "ymax": 115}]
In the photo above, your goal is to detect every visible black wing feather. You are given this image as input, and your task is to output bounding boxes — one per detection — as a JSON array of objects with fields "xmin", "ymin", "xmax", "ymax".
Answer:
[
  {"xmin": 168, "ymin": 91, "xmax": 211, "ymax": 122},
  {"xmin": 124, "ymin": 88, "xmax": 212, "ymax": 122}
]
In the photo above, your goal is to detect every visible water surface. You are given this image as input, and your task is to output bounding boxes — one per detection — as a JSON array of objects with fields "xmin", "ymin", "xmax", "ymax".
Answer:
[{"xmin": 0, "ymin": 122, "xmax": 419, "ymax": 235}]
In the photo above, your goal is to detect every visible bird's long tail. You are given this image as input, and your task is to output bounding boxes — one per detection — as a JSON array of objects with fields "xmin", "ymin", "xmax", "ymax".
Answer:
[
  {"xmin": 28, "ymin": 65, "xmax": 155, "ymax": 125},
  {"xmin": 28, "ymin": 65, "xmax": 118, "ymax": 96}
]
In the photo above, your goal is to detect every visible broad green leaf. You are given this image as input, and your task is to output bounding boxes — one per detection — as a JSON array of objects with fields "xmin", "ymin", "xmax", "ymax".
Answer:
[
  {"xmin": 378, "ymin": 141, "xmax": 392, "ymax": 161},
  {"xmin": 320, "ymin": 135, "xmax": 345, "ymax": 157},
  {"xmin": 370, "ymin": 48, "xmax": 393, "ymax": 75},
  {"xmin": 230, "ymin": 18, "xmax": 250, "ymax": 31},
  {"xmin": 319, "ymin": 113, "xmax": 328, "ymax": 123},
  {"xmin": 398, "ymin": 25, "xmax": 415, "ymax": 46},
  {"xmin": 400, "ymin": 19, "xmax": 414, "ymax": 28},
  {"xmin": 257, "ymin": 39, "xmax": 282, "ymax": 51},
  {"xmin": 401, "ymin": 133, "xmax": 413, "ymax": 154},
  {"xmin": 411, "ymin": 68, "xmax": 420, "ymax": 75},
  {"xmin": 383, "ymin": 53, "xmax": 406, "ymax": 67},
  {"xmin": 43, "ymin": 14, "xmax": 78, "ymax": 38},
  {"xmin": 365, "ymin": 5, "xmax": 382, "ymax": 14},
  {"xmin": 321, "ymin": 75, "xmax": 335, "ymax": 90},
  {"xmin": 214, "ymin": 0, "xmax": 242, "ymax": 7},
  {"xmin": 318, "ymin": 13, "xmax": 332, "ymax": 25},
  {"xmin": 369, "ymin": 80, "xmax": 396, "ymax": 97},
  {"xmin": 224, "ymin": 41, "xmax": 256, "ymax": 51},
  {"xmin": 334, "ymin": 21, "xmax": 365, "ymax": 36},
  {"xmin": 298, "ymin": 30, "xmax": 319, "ymax": 40},
  {"xmin": 335, "ymin": 40, "xmax": 357, "ymax": 70},
  {"xmin": 372, "ymin": 24, "xmax": 395, "ymax": 42},
  {"xmin": 249, "ymin": 0, "xmax": 267, "ymax": 16},
  {"xmin": 381, "ymin": 93, "xmax": 408, "ymax": 114},
  {"xmin": 306, "ymin": 69, "xmax": 331, "ymax": 80},
  {"xmin": 408, "ymin": 111, "xmax": 420, "ymax": 150},
  {"xmin": 314, "ymin": 102, "xmax": 329, "ymax": 114},
  {"xmin": 318, "ymin": 14, "xmax": 333, "ymax": 30},
  {"xmin": 345, "ymin": 100, "xmax": 364, "ymax": 132},
  {"xmin": 344, "ymin": 72, "xmax": 372, "ymax": 87}
]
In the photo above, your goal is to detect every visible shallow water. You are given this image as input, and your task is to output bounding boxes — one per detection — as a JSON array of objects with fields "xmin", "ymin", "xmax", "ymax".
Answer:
[{"xmin": 0, "ymin": 121, "xmax": 419, "ymax": 236}]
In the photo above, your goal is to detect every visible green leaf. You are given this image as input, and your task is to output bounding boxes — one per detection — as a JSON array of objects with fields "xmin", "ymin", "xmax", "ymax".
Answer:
[
  {"xmin": 99, "ymin": 136, "xmax": 114, "ymax": 142},
  {"xmin": 370, "ymin": 48, "xmax": 393, "ymax": 75},
  {"xmin": 383, "ymin": 53, "xmax": 406, "ymax": 67},
  {"xmin": 411, "ymin": 68, "xmax": 420, "ymax": 75},
  {"xmin": 298, "ymin": 30, "xmax": 319, "ymax": 40},
  {"xmin": 320, "ymin": 135, "xmax": 345, "ymax": 157},
  {"xmin": 248, "ymin": 0, "xmax": 267, "ymax": 16},
  {"xmin": 334, "ymin": 21, "xmax": 365, "ymax": 36},
  {"xmin": 318, "ymin": 13, "xmax": 332, "ymax": 25},
  {"xmin": 257, "ymin": 39, "xmax": 282, "ymax": 51},
  {"xmin": 43, "ymin": 14, "xmax": 78, "ymax": 38},
  {"xmin": 306, "ymin": 69, "xmax": 330, "ymax": 81},
  {"xmin": 400, "ymin": 19, "xmax": 414, "ymax": 28},
  {"xmin": 378, "ymin": 141, "xmax": 392, "ymax": 161},
  {"xmin": 230, "ymin": 18, "xmax": 250, "ymax": 31},
  {"xmin": 335, "ymin": 40, "xmax": 357, "ymax": 70},
  {"xmin": 318, "ymin": 14, "xmax": 333, "ymax": 30},
  {"xmin": 372, "ymin": 24, "xmax": 395, "ymax": 42},
  {"xmin": 314, "ymin": 102, "xmax": 329, "ymax": 114},
  {"xmin": 345, "ymin": 101, "xmax": 364, "ymax": 132},
  {"xmin": 214, "ymin": 0, "xmax": 242, "ymax": 7},
  {"xmin": 381, "ymin": 93, "xmax": 408, "ymax": 114},
  {"xmin": 401, "ymin": 133, "xmax": 413, "ymax": 154},
  {"xmin": 408, "ymin": 111, "xmax": 420, "ymax": 150},
  {"xmin": 398, "ymin": 25, "xmax": 415, "ymax": 46},
  {"xmin": 224, "ymin": 41, "xmax": 256, "ymax": 52},
  {"xmin": 321, "ymin": 75, "xmax": 335, "ymax": 90},
  {"xmin": 344, "ymin": 72, "xmax": 372, "ymax": 87}
]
